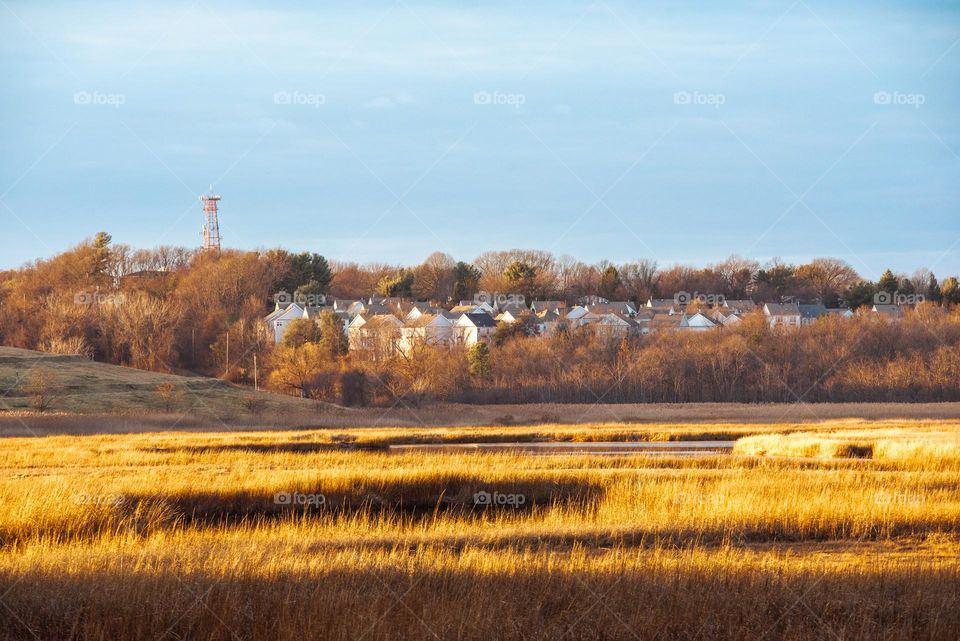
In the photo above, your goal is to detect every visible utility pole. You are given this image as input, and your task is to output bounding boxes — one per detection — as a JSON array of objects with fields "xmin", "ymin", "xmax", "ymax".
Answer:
[
  {"xmin": 253, "ymin": 353, "xmax": 258, "ymax": 391},
  {"xmin": 225, "ymin": 331, "xmax": 229, "ymax": 379}
]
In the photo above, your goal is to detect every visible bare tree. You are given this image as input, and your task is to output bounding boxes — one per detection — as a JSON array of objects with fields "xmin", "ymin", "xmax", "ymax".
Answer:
[{"xmin": 22, "ymin": 367, "xmax": 59, "ymax": 412}]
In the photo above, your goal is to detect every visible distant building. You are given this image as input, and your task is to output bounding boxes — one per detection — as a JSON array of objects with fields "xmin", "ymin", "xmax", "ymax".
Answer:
[{"xmin": 763, "ymin": 303, "xmax": 801, "ymax": 328}]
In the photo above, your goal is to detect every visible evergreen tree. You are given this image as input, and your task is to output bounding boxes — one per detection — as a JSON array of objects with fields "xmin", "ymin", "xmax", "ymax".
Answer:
[
  {"xmin": 376, "ymin": 270, "xmax": 415, "ymax": 297},
  {"xmin": 467, "ymin": 342, "xmax": 491, "ymax": 382},
  {"xmin": 927, "ymin": 273, "xmax": 942, "ymax": 303},
  {"xmin": 89, "ymin": 231, "xmax": 113, "ymax": 285},
  {"xmin": 283, "ymin": 253, "xmax": 331, "ymax": 294},
  {"xmin": 452, "ymin": 261, "xmax": 481, "ymax": 301},
  {"xmin": 877, "ymin": 269, "xmax": 898, "ymax": 294},
  {"xmin": 317, "ymin": 310, "xmax": 348, "ymax": 360},
  {"xmin": 941, "ymin": 276, "xmax": 960, "ymax": 305},
  {"xmin": 843, "ymin": 281, "xmax": 877, "ymax": 310}
]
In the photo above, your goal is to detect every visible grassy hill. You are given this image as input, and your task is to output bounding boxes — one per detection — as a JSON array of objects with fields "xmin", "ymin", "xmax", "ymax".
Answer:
[{"xmin": 0, "ymin": 346, "xmax": 322, "ymax": 425}]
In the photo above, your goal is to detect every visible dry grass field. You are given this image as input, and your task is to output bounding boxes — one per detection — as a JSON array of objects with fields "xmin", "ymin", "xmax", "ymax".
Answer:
[
  {"xmin": 0, "ymin": 346, "xmax": 324, "ymax": 425},
  {"xmin": 1, "ymin": 420, "xmax": 959, "ymax": 640}
]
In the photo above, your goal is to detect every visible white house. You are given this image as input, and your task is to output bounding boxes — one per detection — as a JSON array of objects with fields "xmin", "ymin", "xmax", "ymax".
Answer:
[
  {"xmin": 536, "ymin": 310, "xmax": 565, "ymax": 336},
  {"xmin": 711, "ymin": 308, "xmax": 743, "ymax": 326},
  {"xmin": 679, "ymin": 312, "xmax": 719, "ymax": 331},
  {"xmin": 495, "ymin": 309, "xmax": 521, "ymax": 323},
  {"xmin": 454, "ymin": 313, "xmax": 498, "ymax": 346},
  {"xmin": 348, "ymin": 314, "xmax": 403, "ymax": 358},
  {"xmin": 592, "ymin": 312, "xmax": 640, "ymax": 338},
  {"xmin": 871, "ymin": 304, "xmax": 908, "ymax": 321},
  {"xmin": 564, "ymin": 306, "xmax": 590, "ymax": 327},
  {"xmin": 398, "ymin": 313, "xmax": 454, "ymax": 354},
  {"xmin": 763, "ymin": 303, "xmax": 801, "ymax": 328},
  {"xmin": 264, "ymin": 303, "xmax": 307, "ymax": 343}
]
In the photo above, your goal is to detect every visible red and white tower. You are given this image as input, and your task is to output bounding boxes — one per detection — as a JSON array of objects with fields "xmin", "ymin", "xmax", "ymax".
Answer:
[{"xmin": 199, "ymin": 188, "xmax": 222, "ymax": 254}]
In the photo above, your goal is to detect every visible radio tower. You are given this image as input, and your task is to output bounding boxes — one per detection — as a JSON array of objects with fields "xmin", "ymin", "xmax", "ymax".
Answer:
[{"xmin": 199, "ymin": 186, "xmax": 222, "ymax": 254}]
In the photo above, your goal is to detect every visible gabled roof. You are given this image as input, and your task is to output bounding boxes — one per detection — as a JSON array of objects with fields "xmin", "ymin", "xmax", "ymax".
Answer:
[
  {"xmin": 360, "ymin": 314, "xmax": 403, "ymax": 329},
  {"xmin": 825, "ymin": 308, "xmax": 853, "ymax": 317},
  {"xmin": 403, "ymin": 313, "xmax": 453, "ymax": 328},
  {"xmin": 647, "ymin": 314, "xmax": 683, "ymax": 329},
  {"xmin": 680, "ymin": 312, "xmax": 718, "ymax": 328},
  {"xmin": 564, "ymin": 306, "xmax": 589, "ymax": 319},
  {"xmin": 646, "ymin": 298, "xmax": 676, "ymax": 308},
  {"xmin": 332, "ymin": 299, "xmax": 363, "ymax": 311},
  {"xmin": 458, "ymin": 313, "xmax": 498, "ymax": 328},
  {"xmin": 364, "ymin": 303, "xmax": 391, "ymax": 315},
  {"xmin": 588, "ymin": 302, "xmax": 636, "ymax": 315},
  {"xmin": 722, "ymin": 299, "xmax": 757, "ymax": 312},
  {"xmin": 450, "ymin": 304, "xmax": 487, "ymax": 314},
  {"xmin": 872, "ymin": 304, "xmax": 905, "ymax": 318},
  {"xmin": 798, "ymin": 303, "xmax": 827, "ymax": 319},
  {"xmin": 265, "ymin": 303, "xmax": 305, "ymax": 323},
  {"xmin": 763, "ymin": 302, "xmax": 801, "ymax": 316},
  {"xmin": 497, "ymin": 302, "xmax": 527, "ymax": 314},
  {"xmin": 597, "ymin": 312, "xmax": 639, "ymax": 327},
  {"xmin": 529, "ymin": 300, "xmax": 565, "ymax": 312}
]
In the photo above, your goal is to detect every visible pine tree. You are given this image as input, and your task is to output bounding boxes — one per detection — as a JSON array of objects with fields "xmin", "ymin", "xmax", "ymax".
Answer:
[
  {"xmin": 453, "ymin": 261, "xmax": 481, "ymax": 301},
  {"xmin": 927, "ymin": 273, "xmax": 942, "ymax": 303},
  {"xmin": 877, "ymin": 269, "xmax": 898, "ymax": 294},
  {"xmin": 89, "ymin": 231, "xmax": 113, "ymax": 285}
]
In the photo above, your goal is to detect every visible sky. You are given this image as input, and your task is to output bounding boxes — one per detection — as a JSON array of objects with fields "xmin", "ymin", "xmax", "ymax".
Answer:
[{"xmin": 1, "ymin": 0, "xmax": 958, "ymax": 280}]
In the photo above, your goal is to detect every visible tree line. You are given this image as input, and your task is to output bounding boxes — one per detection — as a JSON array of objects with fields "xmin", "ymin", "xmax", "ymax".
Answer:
[{"xmin": 1, "ymin": 233, "xmax": 958, "ymax": 406}]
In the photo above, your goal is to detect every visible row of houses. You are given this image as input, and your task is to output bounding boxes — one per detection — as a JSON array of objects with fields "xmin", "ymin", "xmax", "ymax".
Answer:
[{"xmin": 264, "ymin": 295, "xmax": 910, "ymax": 354}]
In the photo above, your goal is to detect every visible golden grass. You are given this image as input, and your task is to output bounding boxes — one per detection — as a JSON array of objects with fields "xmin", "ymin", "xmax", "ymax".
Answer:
[
  {"xmin": 735, "ymin": 426, "xmax": 960, "ymax": 463},
  {"xmin": 1, "ymin": 422, "xmax": 959, "ymax": 640}
]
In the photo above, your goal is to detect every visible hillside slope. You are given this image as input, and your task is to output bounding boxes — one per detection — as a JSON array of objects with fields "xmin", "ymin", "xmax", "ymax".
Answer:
[{"xmin": 0, "ymin": 346, "xmax": 320, "ymax": 421}]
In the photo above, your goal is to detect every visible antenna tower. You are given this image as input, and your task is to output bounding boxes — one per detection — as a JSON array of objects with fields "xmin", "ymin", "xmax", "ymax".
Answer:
[{"xmin": 199, "ymin": 187, "xmax": 221, "ymax": 253}]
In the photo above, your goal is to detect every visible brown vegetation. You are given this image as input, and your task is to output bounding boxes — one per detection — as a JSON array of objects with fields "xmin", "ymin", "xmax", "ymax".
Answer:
[
  {"xmin": 0, "ymin": 424, "xmax": 958, "ymax": 639},
  {"xmin": 2, "ymin": 237, "xmax": 959, "ymax": 407}
]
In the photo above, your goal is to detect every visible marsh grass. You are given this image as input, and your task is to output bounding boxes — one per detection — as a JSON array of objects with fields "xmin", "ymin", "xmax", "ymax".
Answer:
[
  {"xmin": 1, "ymin": 422, "xmax": 959, "ymax": 639},
  {"xmin": 735, "ymin": 426, "xmax": 960, "ymax": 464}
]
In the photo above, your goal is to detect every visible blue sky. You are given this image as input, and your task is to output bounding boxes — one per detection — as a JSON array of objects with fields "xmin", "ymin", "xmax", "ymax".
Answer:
[{"xmin": 1, "ymin": 0, "xmax": 958, "ymax": 279}]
